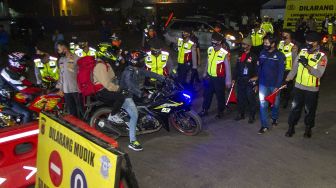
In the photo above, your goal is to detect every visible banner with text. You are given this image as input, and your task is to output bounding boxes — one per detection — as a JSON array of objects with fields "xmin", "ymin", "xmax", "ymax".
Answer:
[
  {"xmin": 35, "ymin": 113, "xmax": 121, "ymax": 188},
  {"xmin": 284, "ymin": 0, "xmax": 336, "ymax": 31}
]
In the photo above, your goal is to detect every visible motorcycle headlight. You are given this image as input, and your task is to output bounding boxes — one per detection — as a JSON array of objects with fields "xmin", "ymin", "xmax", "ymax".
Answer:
[
  {"xmin": 226, "ymin": 34, "xmax": 236, "ymax": 41},
  {"xmin": 182, "ymin": 92, "xmax": 191, "ymax": 104}
]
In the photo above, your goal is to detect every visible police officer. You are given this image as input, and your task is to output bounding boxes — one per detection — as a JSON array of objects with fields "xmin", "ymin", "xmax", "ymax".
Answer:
[
  {"xmin": 232, "ymin": 37, "xmax": 258, "ymax": 123},
  {"xmin": 260, "ymin": 16, "xmax": 274, "ymax": 34},
  {"xmin": 176, "ymin": 27, "xmax": 197, "ymax": 87},
  {"xmin": 145, "ymin": 39, "xmax": 170, "ymax": 78},
  {"xmin": 97, "ymin": 33, "xmax": 126, "ymax": 78},
  {"xmin": 142, "ymin": 25, "xmax": 157, "ymax": 51},
  {"xmin": 69, "ymin": 36, "xmax": 79, "ymax": 54},
  {"xmin": 278, "ymin": 29, "xmax": 298, "ymax": 108},
  {"xmin": 34, "ymin": 49, "xmax": 59, "ymax": 89},
  {"xmin": 251, "ymin": 22, "xmax": 266, "ymax": 55},
  {"xmin": 199, "ymin": 33, "xmax": 232, "ymax": 119},
  {"xmin": 75, "ymin": 40, "xmax": 97, "ymax": 58},
  {"xmin": 285, "ymin": 32, "xmax": 328, "ymax": 138}
]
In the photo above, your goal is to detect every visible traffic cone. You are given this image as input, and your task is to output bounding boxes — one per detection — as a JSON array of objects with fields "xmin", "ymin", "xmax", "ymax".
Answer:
[
  {"xmin": 265, "ymin": 85, "xmax": 287, "ymax": 107},
  {"xmin": 226, "ymin": 83, "xmax": 237, "ymax": 106}
]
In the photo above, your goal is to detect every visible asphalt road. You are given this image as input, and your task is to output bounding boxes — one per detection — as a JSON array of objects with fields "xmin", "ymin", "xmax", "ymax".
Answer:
[
  {"xmin": 117, "ymin": 52, "xmax": 336, "ymax": 187},
  {"xmin": 11, "ymin": 30, "xmax": 336, "ymax": 188}
]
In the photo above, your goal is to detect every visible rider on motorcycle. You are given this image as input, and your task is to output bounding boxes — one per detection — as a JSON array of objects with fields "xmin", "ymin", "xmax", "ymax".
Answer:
[
  {"xmin": 0, "ymin": 52, "xmax": 37, "ymax": 123},
  {"xmin": 120, "ymin": 50, "xmax": 171, "ymax": 151}
]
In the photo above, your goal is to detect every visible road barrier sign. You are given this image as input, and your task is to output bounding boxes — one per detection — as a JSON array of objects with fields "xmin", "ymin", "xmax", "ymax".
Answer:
[{"xmin": 35, "ymin": 113, "xmax": 131, "ymax": 188}]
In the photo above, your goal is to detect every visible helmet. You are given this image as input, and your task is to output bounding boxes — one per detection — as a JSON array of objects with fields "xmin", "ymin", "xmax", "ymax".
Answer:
[
  {"xmin": 8, "ymin": 52, "xmax": 29, "ymax": 73},
  {"xmin": 148, "ymin": 39, "xmax": 163, "ymax": 56},
  {"xmin": 126, "ymin": 50, "xmax": 147, "ymax": 67},
  {"xmin": 110, "ymin": 33, "xmax": 121, "ymax": 47}
]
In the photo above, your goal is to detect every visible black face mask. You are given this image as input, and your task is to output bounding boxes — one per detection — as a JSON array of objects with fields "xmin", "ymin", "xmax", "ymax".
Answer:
[
  {"xmin": 151, "ymin": 49, "xmax": 161, "ymax": 56},
  {"xmin": 59, "ymin": 52, "xmax": 66, "ymax": 57},
  {"xmin": 282, "ymin": 36, "xmax": 288, "ymax": 40},
  {"xmin": 264, "ymin": 45, "xmax": 271, "ymax": 50},
  {"xmin": 306, "ymin": 43, "xmax": 314, "ymax": 52}
]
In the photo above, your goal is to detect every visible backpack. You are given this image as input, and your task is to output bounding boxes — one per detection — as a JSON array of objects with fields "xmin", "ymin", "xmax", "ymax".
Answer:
[{"xmin": 77, "ymin": 56, "xmax": 104, "ymax": 97}]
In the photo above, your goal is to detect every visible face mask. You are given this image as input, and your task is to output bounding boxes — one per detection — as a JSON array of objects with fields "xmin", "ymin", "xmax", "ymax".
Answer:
[
  {"xmin": 182, "ymin": 33, "xmax": 190, "ymax": 40},
  {"xmin": 306, "ymin": 43, "xmax": 314, "ymax": 52},
  {"xmin": 151, "ymin": 49, "xmax": 161, "ymax": 56},
  {"xmin": 264, "ymin": 45, "xmax": 271, "ymax": 50},
  {"xmin": 282, "ymin": 36, "xmax": 288, "ymax": 40}
]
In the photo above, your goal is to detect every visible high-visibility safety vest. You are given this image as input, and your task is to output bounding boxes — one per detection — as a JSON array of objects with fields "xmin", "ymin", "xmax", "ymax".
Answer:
[
  {"xmin": 75, "ymin": 47, "xmax": 97, "ymax": 58},
  {"xmin": 207, "ymin": 47, "xmax": 228, "ymax": 77},
  {"xmin": 177, "ymin": 38, "xmax": 194, "ymax": 64},
  {"xmin": 34, "ymin": 56, "xmax": 59, "ymax": 82},
  {"xmin": 251, "ymin": 29, "xmax": 266, "ymax": 46},
  {"xmin": 145, "ymin": 51, "xmax": 169, "ymax": 76},
  {"xmin": 278, "ymin": 40, "xmax": 295, "ymax": 71},
  {"xmin": 69, "ymin": 42, "xmax": 79, "ymax": 53},
  {"xmin": 296, "ymin": 49, "xmax": 325, "ymax": 87},
  {"xmin": 327, "ymin": 22, "xmax": 333, "ymax": 35},
  {"xmin": 260, "ymin": 22, "xmax": 274, "ymax": 34}
]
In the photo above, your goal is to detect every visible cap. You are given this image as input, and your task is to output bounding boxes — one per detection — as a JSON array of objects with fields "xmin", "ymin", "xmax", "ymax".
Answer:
[
  {"xmin": 212, "ymin": 32, "xmax": 224, "ymax": 42},
  {"xmin": 305, "ymin": 32, "xmax": 321, "ymax": 42},
  {"xmin": 242, "ymin": 37, "xmax": 252, "ymax": 46},
  {"xmin": 182, "ymin": 27, "xmax": 193, "ymax": 34}
]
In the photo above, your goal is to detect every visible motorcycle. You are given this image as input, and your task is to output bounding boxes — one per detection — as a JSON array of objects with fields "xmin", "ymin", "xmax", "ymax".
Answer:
[
  {"xmin": 84, "ymin": 79, "xmax": 202, "ymax": 138},
  {"xmin": 0, "ymin": 87, "xmax": 64, "ymax": 127}
]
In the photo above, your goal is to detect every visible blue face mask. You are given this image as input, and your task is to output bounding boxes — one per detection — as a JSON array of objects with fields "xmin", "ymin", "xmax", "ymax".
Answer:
[{"xmin": 263, "ymin": 45, "xmax": 271, "ymax": 50}]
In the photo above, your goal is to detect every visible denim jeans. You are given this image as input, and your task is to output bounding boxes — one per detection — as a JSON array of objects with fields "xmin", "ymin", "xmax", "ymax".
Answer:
[
  {"xmin": 259, "ymin": 84, "xmax": 280, "ymax": 128},
  {"xmin": 122, "ymin": 98, "xmax": 138, "ymax": 142}
]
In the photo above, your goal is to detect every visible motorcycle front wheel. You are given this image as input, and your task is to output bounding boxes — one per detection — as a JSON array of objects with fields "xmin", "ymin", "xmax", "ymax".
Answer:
[{"xmin": 168, "ymin": 110, "xmax": 202, "ymax": 136}]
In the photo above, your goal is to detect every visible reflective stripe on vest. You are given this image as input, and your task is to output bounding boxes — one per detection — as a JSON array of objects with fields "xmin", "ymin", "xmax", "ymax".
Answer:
[
  {"xmin": 328, "ymin": 23, "xmax": 333, "ymax": 35},
  {"xmin": 251, "ymin": 29, "xmax": 265, "ymax": 46},
  {"xmin": 145, "ymin": 51, "xmax": 169, "ymax": 76},
  {"xmin": 177, "ymin": 38, "xmax": 194, "ymax": 64},
  {"xmin": 207, "ymin": 47, "xmax": 228, "ymax": 77},
  {"xmin": 278, "ymin": 41, "xmax": 294, "ymax": 70},
  {"xmin": 34, "ymin": 57, "xmax": 59, "ymax": 82},
  {"xmin": 296, "ymin": 49, "xmax": 324, "ymax": 87},
  {"xmin": 75, "ymin": 48, "xmax": 97, "ymax": 57}
]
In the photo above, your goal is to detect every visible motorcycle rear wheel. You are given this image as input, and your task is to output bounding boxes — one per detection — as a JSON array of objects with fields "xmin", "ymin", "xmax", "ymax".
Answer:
[{"xmin": 168, "ymin": 110, "xmax": 202, "ymax": 136}]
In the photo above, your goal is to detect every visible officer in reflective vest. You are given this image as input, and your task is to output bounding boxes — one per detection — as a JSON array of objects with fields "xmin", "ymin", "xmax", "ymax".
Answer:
[
  {"xmin": 278, "ymin": 29, "xmax": 298, "ymax": 108},
  {"xmin": 251, "ymin": 22, "xmax": 266, "ymax": 55},
  {"xmin": 327, "ymin": 21, "xmax": 334, "ymax": 35},
  {"xmin": 199, "ymin": 33, "xmax": 232, "ymax": 119},
  {"xmin": 75, "ymin": 41, "xmax": 97, "ymax": 58},
  {"xmin": 260, "ymin": 16, "xmax": 274, "ymax": 34},
  {"xmin": 145, "ymin": 39, "xmax": 170, "ymax": 81},
  {"xmin": 69, "ymin": 36, "xmax": 80, "ymax": 54},
  {"xmin": 34, "ymin": 54, "xmax": 59, "ymax": 87},
  {"xmin": 285, "ymin": 32, "xmax": 328, "ymax": 138},
  {"xmin": 176, "ymin": 27, "xmax": 197, "ymax": 86}
]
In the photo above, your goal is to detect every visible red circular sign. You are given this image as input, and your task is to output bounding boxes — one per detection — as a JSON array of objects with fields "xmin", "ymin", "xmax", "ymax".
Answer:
[{"xmin": 48, "ymin": 150, "xmax": 63, "ymax": 187}]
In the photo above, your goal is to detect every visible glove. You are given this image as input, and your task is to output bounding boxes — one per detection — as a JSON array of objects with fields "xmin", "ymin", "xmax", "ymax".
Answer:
[{"xmin": 299, "ymin": 56, "xmax": 309, "ymax": 67}]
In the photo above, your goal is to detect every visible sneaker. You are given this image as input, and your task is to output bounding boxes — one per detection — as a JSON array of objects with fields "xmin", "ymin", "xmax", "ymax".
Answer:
[
  {"xmin": 258, "ymin": 127, "xmax": 269, "ymax": 134},
  {"xmin": 128, "ymin": 141, "xmax": 143, "ymax": 151},
  {"xmin": 108, "ymin": 114, "xmax": 124, "ymax": 124},
  {"xmin": 272, "ymin": 119, "xmax": 278, "ymax": 126}
]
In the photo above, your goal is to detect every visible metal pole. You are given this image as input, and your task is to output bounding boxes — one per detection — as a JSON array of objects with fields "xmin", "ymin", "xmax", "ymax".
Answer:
[{"xmin": 51, "ymin": 0, "xmax": 55, "ymax": 16}]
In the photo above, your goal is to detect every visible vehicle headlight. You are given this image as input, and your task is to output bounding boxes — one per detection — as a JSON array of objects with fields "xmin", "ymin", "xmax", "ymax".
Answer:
[{"xmin": 226, "ymin": 34, "xmax": 236, "ymax": 41}]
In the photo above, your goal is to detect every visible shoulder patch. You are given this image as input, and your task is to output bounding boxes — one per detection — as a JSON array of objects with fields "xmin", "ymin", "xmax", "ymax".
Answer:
[{"xmin": 161, "ymin": 51, "xmax": 169, "ymax": 56}]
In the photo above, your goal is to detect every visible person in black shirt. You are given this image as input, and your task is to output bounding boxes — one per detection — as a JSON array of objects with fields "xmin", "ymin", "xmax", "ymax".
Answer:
[{"xmin": 232, "ymin": 37, "xmax": 258, "ymax": 123}]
